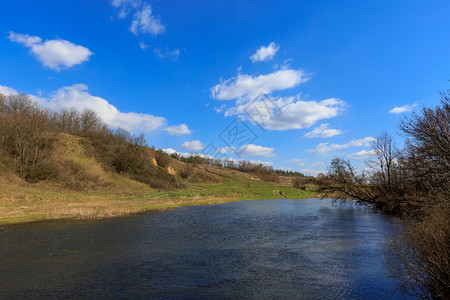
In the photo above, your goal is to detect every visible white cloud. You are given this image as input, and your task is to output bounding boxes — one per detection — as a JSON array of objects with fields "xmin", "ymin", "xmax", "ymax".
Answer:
[
  {"xmin": 304, "ymin": 123, "xmax": 343, "ymax": 138},
  {"xmin": 112, "ymin": 1, "xmax": 165, "ymax": 36},
  {"xmin": 154, "ymin": 47, "xmax": 181, "ymax": 60},
  {"xmin": 273, "ymin": 58, "xmax": 293, "ymax": 70},
  {"xmin": 162, "ymin": 148, "xmax": 273, "ymax": 166},
  {"xmin": 389, "ymin": 103, "xmax": 417, "ymax": 114},
  {"xmin": 348, "ymin": 149, "xmax": 376, "ymax": 159},
  {"xmin": 211, "ymin": 69, "xmax": 346, "ymax": 131},
  {"xmin": 279, "ymin": 167, "xmax": 292, "ymax": 171},
  {"xmin": 8, "ymin": 32, "xmax": 93, "ymax": 71},
  {"xmin": 0, "ymin": 85, "xmax": 18, "ymax": 95},
  {"xmin": 19, "ymin": 83, "xmax": 166, "ymax": 133},
  {"xmin": 308, "ymin": 137, "xmax": 375, "ymax": 155},
  {"xmin": 130, "ymin": 4, "xmax": 165, "ymax": 35},
  {"xmin": 211, "ymin": 69, "xmax": 308, "ymax": 101},
  {"xmin": 214, "ymin": 104, "xmax": 226, "ymax": 113},
  {"xmin": 181, "ymin": 140, "xmax": 204, "ymax": 151},
  {"xmin": 290, "ymin": 158, "xmax": 306, "ymax": 163},
  {"xmin": 165, "ymin": 124, "xmax": 191, "ymax": 135},
  {"xmin": 162, "ymin": 148, "xmax": 195, "ymax": 158},
  {"xmin": 238, "ymin": 144, "xmax": 275, "ymax": 157},
  {"xmin": 161, "ymin": 148, "xmax": 178, "ymax": 155},
  {"xmin": 226, "ymin": 95, "xmax": 346, "ymax": 130},
  {"xmin": 139, "ymin": 41, "xmax": 148, "ymax": 50},
  {"xmin": 250, "ymin": 42, "xmax": 279, "ymax": 62},
  {"xmin": 216, "ymin": 147, "xmax": 235, "ymax": 154},
  {"xmin": 300, "ymin": 169, "xmax": 325, "ymax": 177},
  {"xmin": 289, "ymin": 158, "xmax": 306, "ymax": 166}
]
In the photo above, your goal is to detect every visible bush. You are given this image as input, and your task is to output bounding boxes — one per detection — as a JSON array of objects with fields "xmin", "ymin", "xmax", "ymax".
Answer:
[
  {"xmin": 292, "ymin": 177, "xmax": 305, "ymax": 189},
  {"xmin": 387, "ymin": 203, "xmax": 450, "ymax": 299},
  {"xmin": 259, "ymin": 173, "xmax": 279, "ymax": 183},
  {"xmin": 23, "ymin": 159, "xmax": 59, "ymax": 183},
  {"xmin": 131, "ymin": 166, "xmax": 183, "ymax": 190},
  {"xmin": 179, "ymin": 163, "xmax": 195, "ymax": 179},
  {"xmin": 154, "ymin": 149, "xmax": 171, "ymax": 168}
]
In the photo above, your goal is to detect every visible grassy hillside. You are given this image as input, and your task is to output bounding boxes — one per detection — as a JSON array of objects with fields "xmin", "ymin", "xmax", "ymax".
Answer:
[{"xmin": 0, "ymin": 132, "xmax": 316, "ymax": 226}]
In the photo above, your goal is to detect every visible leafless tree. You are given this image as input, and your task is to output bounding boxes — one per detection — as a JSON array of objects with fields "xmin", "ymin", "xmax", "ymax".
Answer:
[{"xmin": 0, "ymin": 94, "xmax": 51, "ymax": 173}]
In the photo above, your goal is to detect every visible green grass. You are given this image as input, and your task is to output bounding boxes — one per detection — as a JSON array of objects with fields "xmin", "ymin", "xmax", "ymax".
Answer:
[
  {"xmin": 0, "ymin": 133, "xmax": 317, "ymax": 226},
  {"xmin": 0, "ymin": 177, "xmax": 317, "ymax": 226},
  {"xmin": 151, "ymin": 178, "xmax": 316, "ymax": 201}
]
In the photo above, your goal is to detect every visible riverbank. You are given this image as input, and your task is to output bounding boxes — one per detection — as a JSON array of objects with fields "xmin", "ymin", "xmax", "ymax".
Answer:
[
  {"xmin": 0, "ymin": 178, "xmax": 316, "ymax": 226},
  {"xmin": 0, "ymin": 198, "xmax": 405, "ymax": 299}
]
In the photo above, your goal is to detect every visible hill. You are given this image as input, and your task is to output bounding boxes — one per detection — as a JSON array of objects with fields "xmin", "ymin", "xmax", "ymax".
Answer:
[{"xmin": 0, "ymin": 132, "xmax": 315, "ymax": 226}]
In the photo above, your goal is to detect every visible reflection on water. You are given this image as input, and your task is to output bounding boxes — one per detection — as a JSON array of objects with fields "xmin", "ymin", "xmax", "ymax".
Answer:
[{"xmin": 0, "ymin": 198, "xmax": 410, "ymax": 299}]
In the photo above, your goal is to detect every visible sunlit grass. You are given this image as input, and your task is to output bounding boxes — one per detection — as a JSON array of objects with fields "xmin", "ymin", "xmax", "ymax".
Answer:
[{"xmin": 0, "ymin": 177, "xmax": 316, "ymax": 226}]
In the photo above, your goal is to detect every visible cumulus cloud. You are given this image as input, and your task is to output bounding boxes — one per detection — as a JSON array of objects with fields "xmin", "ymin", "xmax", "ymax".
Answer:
[
  {"xmin": 0, "ymin": 85, "xmax": 18, "ymax": 95},
  {"xmin": 3, "ymin": 83, "xmax": 166, "ymax": 133},
  {"xmin": 112, "ymin": 0, "xmax": 165, "ymax": 36},
  {"xmin": 225, "ymin": 95, "xmax": 346, "ymax": 130},
  {"xmin": 389, "ymin": 103, "xmax": 417, "ymax": 114},
  {"xmin": 308, "ymin": 137, "xmax": 375, "ymax": 155},
  {"xmin": 348, "ymin": 149, "xmax": 376, "ymax": 159},
  {"xmin": 238, "ymin": 144, "xmax": 274, "ymax": 157},
  {"xmin": 165, "ymin": 124, "xmax": 191, "ymax": 135},
  {"xmin": 304, "ymin": 123, "xmax": 343, "ymax": 138},
  {"xmin": 154, "ymin": 47, "xmax": 181, "ymax": 60},
  {"xmin": 211, "ymin": 69, "xmax": 308, "ymax": 101},
  {"xmin": 181, "ymin": 140, "xmax": 204, "ymax": 151},
  {"xmin": 250, "ymin": 42, "xmax": 279, "ymax": 62},
  {"xmin": 211, "ymin": 69, "xmax": 346, "ymax": 131},
  {"xmin": 8, "ymin": 32, "xmax": 93, "ymax": 71}
]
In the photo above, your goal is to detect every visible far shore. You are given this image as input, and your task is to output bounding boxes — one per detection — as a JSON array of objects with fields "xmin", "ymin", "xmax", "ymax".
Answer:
[{"xmin": 0, "ymin": 180, "xmax": 318, "ymax": 227}]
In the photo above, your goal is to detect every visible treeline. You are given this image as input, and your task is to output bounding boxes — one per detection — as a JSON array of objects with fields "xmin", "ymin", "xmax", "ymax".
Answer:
[
  {"xmin": 0, "ymin": 93, "xmax": 178, "ymax": 190},
  {"xmin": 325, "ymin": 90, "xmax": 449, "ymax": 299},
  {"xmin": 170, "ymin": 153, "xmax": 306, "ymax": 182}
]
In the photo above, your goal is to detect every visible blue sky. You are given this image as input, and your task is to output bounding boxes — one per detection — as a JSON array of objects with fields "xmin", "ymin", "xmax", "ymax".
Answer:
[{"xmin": 1, "ymin": 0, "xmax": 449, "ymax": 175}]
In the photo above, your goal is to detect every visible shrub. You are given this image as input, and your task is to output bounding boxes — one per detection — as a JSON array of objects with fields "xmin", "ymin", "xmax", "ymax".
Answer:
[
  {"xmin": 154, "ymin": 149, "xmax": 171, "ymax": 168},
  {"xmin": 179, "ymin": 163, "xmax": 195, "ymax": 179},
  {"xmin": 387, "ymin": 203, "xmax": 450, "ymax": 299},
  {"xmin": 292, "ymin": 177, "xmax": 304, "ymax": 189},
  {"xmin": 23, "ymin": 159, "xmax": 59, "ymax": 183}
]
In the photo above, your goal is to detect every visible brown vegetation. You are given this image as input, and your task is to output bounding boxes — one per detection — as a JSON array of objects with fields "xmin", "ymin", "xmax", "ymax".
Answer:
[
  {"xmin": 326, "ymin": 90, "xmax": 450, "ymax": 298},
  {"xmin": 0, "ymin": 93, "xmax": 181, "ymax": 191}
]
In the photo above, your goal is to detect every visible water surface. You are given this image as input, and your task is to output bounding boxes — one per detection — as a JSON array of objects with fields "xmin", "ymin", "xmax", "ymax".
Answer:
[{"xmin": 0, "ymin": 198, "xmax": 409, "ymax": 299}]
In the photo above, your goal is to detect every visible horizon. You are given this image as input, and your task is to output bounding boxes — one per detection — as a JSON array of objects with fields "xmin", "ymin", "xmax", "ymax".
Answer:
[{"xmin": 1, "ymin": 0, "xmax": 449, "ymax": 175}]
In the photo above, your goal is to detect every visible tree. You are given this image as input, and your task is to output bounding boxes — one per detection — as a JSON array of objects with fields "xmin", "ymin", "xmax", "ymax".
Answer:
[
  {"xmin": 0, "ymin": 94, "xmax": 51, "ymax": 173},
  {"xmin": 368, "ymin": 131, "xmax": 402, "ymax": 195},
  {"xmin": 327, "ymin": 157, "xmax": 376, "ymax": 202},
  {"xmin": 80, "ymin": 108, "xmax": 102, "ymax": 135},
  {"xmin": 399, "ymin": 90, "xmax": 450, "ymax": 199}
]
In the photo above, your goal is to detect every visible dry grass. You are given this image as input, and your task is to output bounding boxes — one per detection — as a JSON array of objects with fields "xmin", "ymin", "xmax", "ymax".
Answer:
[
  {"xmin": 0, "ymin": 173, "xmax": 316, "ymax": 226},
  {"xmin": 0, "ymin": 132, "xmax": 316, "ymax": 226}
]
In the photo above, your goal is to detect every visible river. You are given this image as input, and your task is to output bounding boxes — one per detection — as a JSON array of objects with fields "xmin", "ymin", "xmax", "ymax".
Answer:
[{"xmin": 0, "ymin": 198, "xmax": 411, "ymax": 299}]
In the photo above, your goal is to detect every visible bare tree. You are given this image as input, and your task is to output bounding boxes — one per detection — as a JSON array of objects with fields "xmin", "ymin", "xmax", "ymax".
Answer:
[
  {"xmin": 0, "ymin": 94, "xmax": 51, "ymax": 173},
  {"xmin": 399, "ymin": 91, "xmax": 450, "ymax": 199},
  {"xmin": 327, "ymin": 157, "xmax": 376, "ymax": 202},
  {"xmin": 368, "ymin": 131, "xmax": 401, "ymax": 195},
  {"xmin": 80, "ymin": 108, "xmax": 102, "ymax": 135}
]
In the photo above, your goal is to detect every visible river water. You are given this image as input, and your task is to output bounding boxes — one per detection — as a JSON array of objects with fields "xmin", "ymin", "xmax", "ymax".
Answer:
[{"xmin": 0, "ymin": 198, "xmax": 411, "ymax": 299}]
